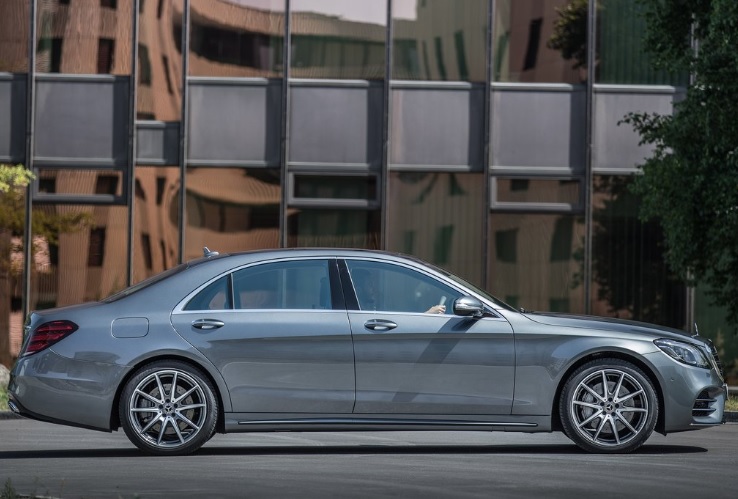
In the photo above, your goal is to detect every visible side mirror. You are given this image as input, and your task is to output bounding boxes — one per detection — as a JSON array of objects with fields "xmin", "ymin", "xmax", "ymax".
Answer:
[{"xmin": 453, "ymin": 296, "xmax": 484, "ymax": 318}]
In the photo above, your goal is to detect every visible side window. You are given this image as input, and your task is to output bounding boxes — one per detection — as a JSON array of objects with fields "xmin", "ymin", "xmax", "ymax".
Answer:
[
  {"xmin": 346, "ymin": 260, "xmax": 461, "ymax": 314},
  {"xmin": 184, "ymin": 276, "xmax": 231, "ymax": 311},
  {"xmin": 232, "ymin": 259, "xmax": 332, "ymax": 310}
]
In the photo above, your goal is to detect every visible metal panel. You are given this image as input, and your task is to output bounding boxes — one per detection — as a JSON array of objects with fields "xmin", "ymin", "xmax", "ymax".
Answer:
[
  {"xmin": 0, "ymin": 74, "xmax": 27, "ymax": 163},
  {"xmin": 593, "ymin": 85, "xmax": 682, "ymax": 172},
  {"xmin": 390, "ymin": 83, "xmax": 484, "ymax": 170},
  {"xmin": 491, "ymin": 84, "xmax": 586, "ymax": 173},
  {"xmin": 135, "ymin": 121, "xmax": 179, "ymax": 165},
  {"xmin": 34, "ymin": 75, "xmax": 129, "ymax": 166},
  {"xmin": 289, "ymin": 80, "xmax": 383, "ymax": 168},
  {"xmin": 187, "ymin": 78, "xmax": 282, "ymax": 167}
]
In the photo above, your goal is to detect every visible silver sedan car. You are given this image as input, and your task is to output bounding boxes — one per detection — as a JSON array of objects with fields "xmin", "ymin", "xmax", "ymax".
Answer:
[{"xmin": 8, "ymin": 249, "xmax": 727, "ymax": 455}]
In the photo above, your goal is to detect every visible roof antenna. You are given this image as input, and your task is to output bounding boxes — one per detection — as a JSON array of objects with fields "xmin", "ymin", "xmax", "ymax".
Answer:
[{"xmin": 203, "ymin": 247, "xmax": 219, "ymax": 258}]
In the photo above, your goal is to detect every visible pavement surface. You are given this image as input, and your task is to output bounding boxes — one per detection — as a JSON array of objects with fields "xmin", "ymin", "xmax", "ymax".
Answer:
[{"xmin": 1, "ymin": 416, "xmax": 737, "ymax": 499}]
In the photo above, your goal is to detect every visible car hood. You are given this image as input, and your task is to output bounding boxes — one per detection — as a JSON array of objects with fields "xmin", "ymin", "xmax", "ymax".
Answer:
[{"xmin": 521, "ymin": 311, "xmax": 695, "ymax": 341}]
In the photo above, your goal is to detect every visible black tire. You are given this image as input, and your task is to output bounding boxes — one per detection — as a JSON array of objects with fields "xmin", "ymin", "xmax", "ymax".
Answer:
[
  {"xmin": 559, "ymin": 358, "xmax": 658, "ymax": 453},
  {"xmin": 119, "ymin": 360, "xmax": 218, "ymax": 456}
]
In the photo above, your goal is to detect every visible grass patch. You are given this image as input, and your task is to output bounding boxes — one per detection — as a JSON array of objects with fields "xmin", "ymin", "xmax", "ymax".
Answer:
[
  {"xmin": 727, "ymin": 394, "xmax": 738, "ymax": 412},
  {"xmin": 0, "ymin": 385, "xmax": 8, "ymax": 412}
]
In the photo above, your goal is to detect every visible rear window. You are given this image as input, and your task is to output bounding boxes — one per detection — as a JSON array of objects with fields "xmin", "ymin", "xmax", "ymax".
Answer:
[{"xmin": 103, "ymin": 264, "xmax": 188, "ymax": 303}]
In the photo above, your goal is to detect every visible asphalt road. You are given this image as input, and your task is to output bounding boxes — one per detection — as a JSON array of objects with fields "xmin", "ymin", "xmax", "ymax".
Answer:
[{"xmin": 1, "ymin": 418, "xmax": 737, "ymax": 499}]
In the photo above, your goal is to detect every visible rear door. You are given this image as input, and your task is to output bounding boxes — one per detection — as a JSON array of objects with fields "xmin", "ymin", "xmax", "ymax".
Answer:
[{"xmin": 171, "ymin": 258, "xmax": 355, "ymax": 413}]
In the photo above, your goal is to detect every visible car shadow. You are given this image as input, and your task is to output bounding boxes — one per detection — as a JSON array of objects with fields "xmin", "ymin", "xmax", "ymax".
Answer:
[{"xmin": 0, "ymin": 443, "xmax": 707, "ymax": 459}]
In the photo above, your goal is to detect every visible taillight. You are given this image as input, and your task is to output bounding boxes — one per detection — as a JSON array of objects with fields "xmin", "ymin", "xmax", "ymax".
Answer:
[{"xmin": 22, "ymin": 320, "xmax": 78, "ymax": 357}]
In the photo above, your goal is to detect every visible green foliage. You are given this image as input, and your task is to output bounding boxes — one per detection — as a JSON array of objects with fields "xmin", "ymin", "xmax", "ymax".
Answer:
[
  {"xmin": 0, "ymin": 164, "xmax": 34, "ymax": 194},
  {"xmin": 547, "ymin": 0, "xmax": 591, "ymax": 70},
  {"xmin": 0, "ymin": 164, "xmax": 92, "ymax": 248},
  {"xmin": 623, "ymin": 0, "xmax": 738, "ymax": 326},
  {"xmin": 0, "ymin": 385, "xmax": 8, "ymax": 412}
]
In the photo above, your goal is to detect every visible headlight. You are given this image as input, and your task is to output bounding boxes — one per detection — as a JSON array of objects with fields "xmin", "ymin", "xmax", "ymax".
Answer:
[{"xmin": 654, "ymin": 339, "xmax": 710, "ymax": 369}]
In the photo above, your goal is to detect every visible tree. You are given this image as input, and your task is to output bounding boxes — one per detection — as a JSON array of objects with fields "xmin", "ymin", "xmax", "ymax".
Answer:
[
  {"xmin": 622, "ymin": 0, "xmax": 738, "ymax": 327},
  {"xmin": 0, "ymin": 164, "xmax": 91, "ymax": 368}
]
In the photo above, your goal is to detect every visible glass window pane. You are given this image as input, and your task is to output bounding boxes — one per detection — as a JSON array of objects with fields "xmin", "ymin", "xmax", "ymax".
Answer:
[
  {"xmin": 0, "ymin": 164, "xmax": 28, "ymax": 363},
  {"xmin": 138, "ymin": 0, "xmax": 183, "ymax": 120},
  {"xmin": 30, "ymin": 204, "xmax": 128, "ymax": 309},
  {"xmin": 346, "ymin": 259, "xmax": 460, "ymax": 314},
  {"xmin": 287, "ymin": 208, "xmax": 380, "ymax": 248},
  {"xmin": 189, "ymin": 0, "xmax": 285, "ymax": 77},
  {"xmin": 393, "ymin": 0, "xmax": 487, "ymax": 82},
  {"xmin": 591, "ymin": 175, "xmax": 686, "ymax": 327},
  {"xmin": 35, "ymin": 0, "xmax": 134, "ymax": 74},
  {"xmin": 291, "ymin": 0, "xmax": 386, "ymax": 79},
  {"xmin": 0, "ymin": 0, "xmax": 30, "ymax": 72},
  {"xmin": 494, "ymin": 0, "xmax": 586, "ymax": 83},
  {"xmin": 294, "ymin": 174, "xmax": 377, "ymax": 201},
  {"xmin": 488, "ymin": 213, "xmax": 585, "ymax": 313},
  {"xmin": 184, "ymin": 168, "xmax": 280, "ymax": 261},
  {"xmin": 232, "ymin": 259, "xmax": 331, "ymax": 310},
  {"xmin": 133, "ymin": 166, "xmax": 181, "ymax": 283},
  {"xmin": 596, "ymin": 0, "xmax": 688, "ymax": 85},
  {"xmin": 387, "ymin": 172, "xmax": 484, "ymax": 286},
  {"xmin": 184, "ymin": 275, "xmax": 231, "ymax": 310},
  {"xmin": 496, "ymin": 178, "xmax": 580, "ymax": 205},
  {"xmin": 694, "ymin": 285, "xmax": 736, "ymax": 385}
]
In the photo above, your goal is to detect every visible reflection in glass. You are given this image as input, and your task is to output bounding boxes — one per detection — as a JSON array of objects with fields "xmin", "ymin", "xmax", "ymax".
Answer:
[
  {"xmin": 287, "ymin": 208, "xmax": 380, "ymax": 248},
  {"xmin": 695, "ymin": 285, "xmax": 737, "ymax": 385},
  {"xmin": 133, "ymin": 166, "xmax": 180, "ymax": 283},
  {"xmin": 37, "ymin": 170, "xmax": 124, "ymax": 196},
  {"xmin": 596, "ymin": 0, "xmax": 687, "ymax": 85},
  {"xmin": 495, "ymin": 0, "xmax": 585, "ymax": 83},
  {"xmin": 387, "ymin": 172, "xmax": 484, "ymax": 285},
  {"xmin": 189, "ymin": 0, "xmax": 285, "ymax": 77},
  {"xmin": 488, "ymin": 213, "xmax": 585, "ymax": 313},
  {"xmin": 393, "ymin": 0, "xmax": 486, "ymax": 82},
  {"xmin": 294, "ymin": 175, "xmax": 377, "ymax": 200},
  {"xmin": 590, "ymin": 176, "xmax": 685, "ymax": 327},
  {"xmin": 30, "ymin": 204, "xmax": 128, "ymax": 309},
  {"xmin": 184, "ymin": 168, "xmax": 280, "ymax": 261},
  {"xmin": 137, "ymin": 0, "xmax": 183, "ymax": 120},
  {"xmin": 291, "ymin": 0, "xmax": 386, "ymax": 79},
  {"xmin": 0, "ymin": 0, "xmax": 30, "ymax": 72},
  {"xmin": 497, "ymin": 178, "xmax": 580, "ymax": 205},
  {"xmin": 35, "ymin": 0, "xmax": 134, "ymax": 74},
  {"xmin": 0, "ymin": 166, "xmax": 27, "ymax": 362}
]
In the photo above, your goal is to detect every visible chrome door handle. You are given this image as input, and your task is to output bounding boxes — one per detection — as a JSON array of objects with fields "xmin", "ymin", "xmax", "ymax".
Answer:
[
  {"xmin": 364, "ymin": 319, "xmax": 397, "ymax": 331},
  {"xmin": 192, "ymin": 319, "xmax": 225, "ymax": 330}
]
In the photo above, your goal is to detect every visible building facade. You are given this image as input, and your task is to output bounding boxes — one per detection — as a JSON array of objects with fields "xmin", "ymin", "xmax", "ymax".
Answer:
[{"xmin": 0, "ymin": 0, "xmax": 735, "ymax": 382}]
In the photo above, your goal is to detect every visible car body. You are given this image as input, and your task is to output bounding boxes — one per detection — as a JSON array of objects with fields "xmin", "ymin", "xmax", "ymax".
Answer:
[{"xmin": 8, "ymin": 248, "xmax": 727, "ymax": 455}]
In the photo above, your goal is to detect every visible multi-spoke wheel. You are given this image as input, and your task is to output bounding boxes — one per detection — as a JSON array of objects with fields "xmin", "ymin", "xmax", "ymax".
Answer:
[
  {"xmin": 120, "ymin": 361, "xmax": 218, "ymax": 455},
  {"xmin": 560, "ymin": 359, "xmax": 658, "ymax": 453}
]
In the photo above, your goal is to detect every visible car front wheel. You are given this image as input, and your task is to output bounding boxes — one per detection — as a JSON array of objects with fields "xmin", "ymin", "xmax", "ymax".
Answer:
[
  {"xmin": 560, "ymin": 358, "xmax": 658, "ymax": 453},
  {"xmin": 119, "ymin": 360, "xmax": 218, "ymax": 456}
]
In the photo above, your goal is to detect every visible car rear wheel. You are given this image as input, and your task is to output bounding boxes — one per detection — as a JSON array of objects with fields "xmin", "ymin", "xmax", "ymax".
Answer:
[
  {"xmin": 560, "ymin": 358, "xmax": 658, "ymax": 453},
  {"xmin": 119, "ymin": 360, "xmax": 218, "ymax": 456}
]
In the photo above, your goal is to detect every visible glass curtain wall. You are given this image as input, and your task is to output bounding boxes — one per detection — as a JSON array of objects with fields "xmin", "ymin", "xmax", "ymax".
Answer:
[
  {"xmin": 2, "ymin": 0, "xmax": 735, "ymax": 381},
  {"xmin": 184, "ymin": 1, "xmax": 284, "ymax": 260},
  {"xmin": 0, "ymin": 1, "xmax": 29, "ymax": 363},
  {"xmin": 286, "ymin": 0, "xmax": 386, "ymax": 249}
]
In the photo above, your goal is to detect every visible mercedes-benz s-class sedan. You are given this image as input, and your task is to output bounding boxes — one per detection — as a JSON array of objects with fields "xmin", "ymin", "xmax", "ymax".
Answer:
[{"xmin": 8, "ymin": 249, "xmax": 727, "ymax": 455}]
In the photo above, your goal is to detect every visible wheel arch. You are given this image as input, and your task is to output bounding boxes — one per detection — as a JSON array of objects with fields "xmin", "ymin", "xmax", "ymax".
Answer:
[
  {"xmin": 550, "ymin": 351, "xmax": 666, "ymax": 435},
  {"xmin": 110, "ymin": 355, "xmax": 227, "ymax": 434}
]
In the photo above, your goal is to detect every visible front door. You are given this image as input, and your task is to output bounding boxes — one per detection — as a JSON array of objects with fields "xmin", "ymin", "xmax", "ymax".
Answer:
[{"xmin": 344, "ymin": 259, "xmax": 515, "ymax": 415}]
